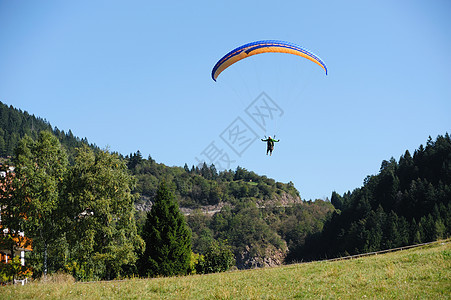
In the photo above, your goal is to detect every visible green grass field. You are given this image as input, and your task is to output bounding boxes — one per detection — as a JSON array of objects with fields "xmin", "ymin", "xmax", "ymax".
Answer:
[{"xmin": 1, "ymin": 240, "xmax": 450, "ymax": 299}]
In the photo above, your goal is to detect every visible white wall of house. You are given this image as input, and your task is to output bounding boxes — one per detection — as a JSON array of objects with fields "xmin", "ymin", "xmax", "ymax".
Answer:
[{"xmin": 20, "ymin": 251, "xmax": 25, "ymax": 266}]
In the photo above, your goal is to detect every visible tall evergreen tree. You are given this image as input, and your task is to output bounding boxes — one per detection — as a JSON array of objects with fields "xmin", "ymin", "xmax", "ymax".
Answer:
[
  {"xmin": 331, "ymin": 191, "xmax": 343, "ymax": 210},
  {"xmin": 140, "ymin": 182, "xmax": 192, "ymax": 277}
]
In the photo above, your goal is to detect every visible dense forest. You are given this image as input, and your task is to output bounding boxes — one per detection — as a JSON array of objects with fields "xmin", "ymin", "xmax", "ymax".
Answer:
[
  {"xmin": 0, "ymin": 101, "xmax": 449, "ymax": 280},
  {"xmin": 0, "ymin": 101, "xmax": 97, "ymax": 162},
  {"xmin": 292, "ymin": 134, "xmax": 451, "ymax": 261}
]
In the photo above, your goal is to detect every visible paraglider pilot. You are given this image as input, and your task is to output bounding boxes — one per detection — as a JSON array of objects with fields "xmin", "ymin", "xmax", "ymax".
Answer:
[{"xmin": 261, "ymin": 136, "xmax": 280, "ymax": 156}]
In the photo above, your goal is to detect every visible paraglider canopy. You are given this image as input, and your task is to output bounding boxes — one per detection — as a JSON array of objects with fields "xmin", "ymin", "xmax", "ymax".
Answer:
[{"xmin": 211, "ymin": 40, "xmax": 327, "ymax": 81}]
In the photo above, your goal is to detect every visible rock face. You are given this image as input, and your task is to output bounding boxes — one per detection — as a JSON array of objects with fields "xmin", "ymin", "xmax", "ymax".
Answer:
[
  {"xmin": 279, "ymin": 193, "xmax": 302, "ymax": 206},
  {"xmin": 236, "ymin": 244, "xmax": 287, "ymax": 269},
  {"xmin": 135, "ymin": 198, "xmax": 225, "ymax": 216},
  {"xmin": 134, "ymin": 191, "xmax": 301, "ymax": 214},
  {"xmin": 179, "ymin": 203, "xmax": 225, "ymax": 216},
  {"xmin": 134, "ymin": 195, "xmax": 153, "ymax": 212},
  {"xmin": 256, "ymin": 192, "xmax": 301, "ymax": 208}
]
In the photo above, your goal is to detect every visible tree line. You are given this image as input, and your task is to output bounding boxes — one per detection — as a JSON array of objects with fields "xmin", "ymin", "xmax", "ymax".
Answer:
[{"xmin": 0, "ymin": 101, "xmax": 96, "ymax": 162}]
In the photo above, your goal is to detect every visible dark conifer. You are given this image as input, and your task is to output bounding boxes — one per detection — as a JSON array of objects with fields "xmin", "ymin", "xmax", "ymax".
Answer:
[
  {"xmin": 331, "ymin": 191, "xmax": 343, "ymax": 210},
  {"xmin": 140, "ymin": 182, "xmax": 192, "ymax": 277}
]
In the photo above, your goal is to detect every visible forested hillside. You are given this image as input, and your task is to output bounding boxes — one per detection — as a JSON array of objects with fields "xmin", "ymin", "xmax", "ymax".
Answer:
[
  {"xmin": 1, "ymin": 102, "xmax": 333, "ymax": 274},
  {"xmin": 1, "ymin": 101, "xmax": 449, "ymax": 276},
  {"xmin": 292, "ymin": 134, "xmax": 451, "ymax": 262},
  {"xmin": 126, "ymin": 151, "xmax": 331, "ymax": 269},
  {"xmin": 128, "ymin": 151, "xmax": 300, "ymax": 209}
]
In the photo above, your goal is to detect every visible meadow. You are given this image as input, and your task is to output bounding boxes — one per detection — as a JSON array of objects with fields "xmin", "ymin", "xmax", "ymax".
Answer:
[{"xmin": 1, "ymin": 240, "xmax": 449, "ymax": 299}]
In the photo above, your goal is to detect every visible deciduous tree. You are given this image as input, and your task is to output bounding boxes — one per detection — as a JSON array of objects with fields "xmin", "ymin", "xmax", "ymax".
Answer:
[
  {"xmin": 12, "ymin": 131, "xmax": 68, "ymax": 276},
  {"xmin": 64, "ymin": 145, "xmax": 143, "ymax": 280}
]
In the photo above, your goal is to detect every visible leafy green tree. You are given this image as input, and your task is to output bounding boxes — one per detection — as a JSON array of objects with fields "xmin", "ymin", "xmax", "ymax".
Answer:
[
  {"xmin": 196, "ymin": 239, "xmax": 235, "ymax": 274},
  {"xmin": 140, "ymin": 182, "xmax": 192, "ymax": 277},
  {"xmin": 187, "ymin": 210, "xmax": 214, "ymax": 253},
  {"xmin": 12, "ymin": 131, "xmax": 68, "ymax": 276},
  {"xmin": 63, "ymin": 145, "xmax": 143, "ymax": 280}
]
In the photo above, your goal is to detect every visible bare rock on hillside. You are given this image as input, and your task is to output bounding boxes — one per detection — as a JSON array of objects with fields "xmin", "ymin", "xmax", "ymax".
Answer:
[{"xmin": 236, "ymin": 244, "xmax": 287, "ymax": 269}]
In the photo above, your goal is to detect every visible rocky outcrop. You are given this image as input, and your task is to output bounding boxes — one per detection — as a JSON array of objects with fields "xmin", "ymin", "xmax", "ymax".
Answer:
[
  {"xmin": 135, "ymin": 192, "xmax": 301, "ymax": 215},
  {"xmin": 179, "ymin": 203, "xmax": 225, "ymax": 216},
  {"xmin": 134, "ymin": 195, "xmax": 153, "ymax": 212},
  {"xmin": 236, "ymin": 243, "xmax": 287, "ymax": 269},
  {"xmin": 134, "ymin": 196, "xmax": 225, "ymax": 216},
  {"xmin": 256, "ymin": 192, "xmax": 301, "ymax": 208}
]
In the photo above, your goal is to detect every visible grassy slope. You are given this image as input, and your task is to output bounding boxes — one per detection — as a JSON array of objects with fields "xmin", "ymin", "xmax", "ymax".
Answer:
[{"xmin": 2, "ymin": 240, "xmax": 450, "ymax": 299}]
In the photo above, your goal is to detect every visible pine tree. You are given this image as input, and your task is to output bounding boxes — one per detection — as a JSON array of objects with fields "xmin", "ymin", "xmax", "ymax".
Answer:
[
  {"xmin": 140, "ymin": 182, "xmax": 192, "ymax": 277},
  {"xmin": 331, "ymin": 191, "xmax": 343, "ymax": 210}
]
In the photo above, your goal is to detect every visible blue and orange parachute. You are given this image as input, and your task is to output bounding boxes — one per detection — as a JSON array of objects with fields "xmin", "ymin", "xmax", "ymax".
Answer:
[{"xmin": 211, "ymin": 40, "xmax": 327, "ymax": 81}]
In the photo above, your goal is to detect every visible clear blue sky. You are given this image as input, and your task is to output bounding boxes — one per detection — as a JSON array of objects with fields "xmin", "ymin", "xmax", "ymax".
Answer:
[{"xmin": 1, "ymin": 0, "xmax": 450, "ymax": 200}]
